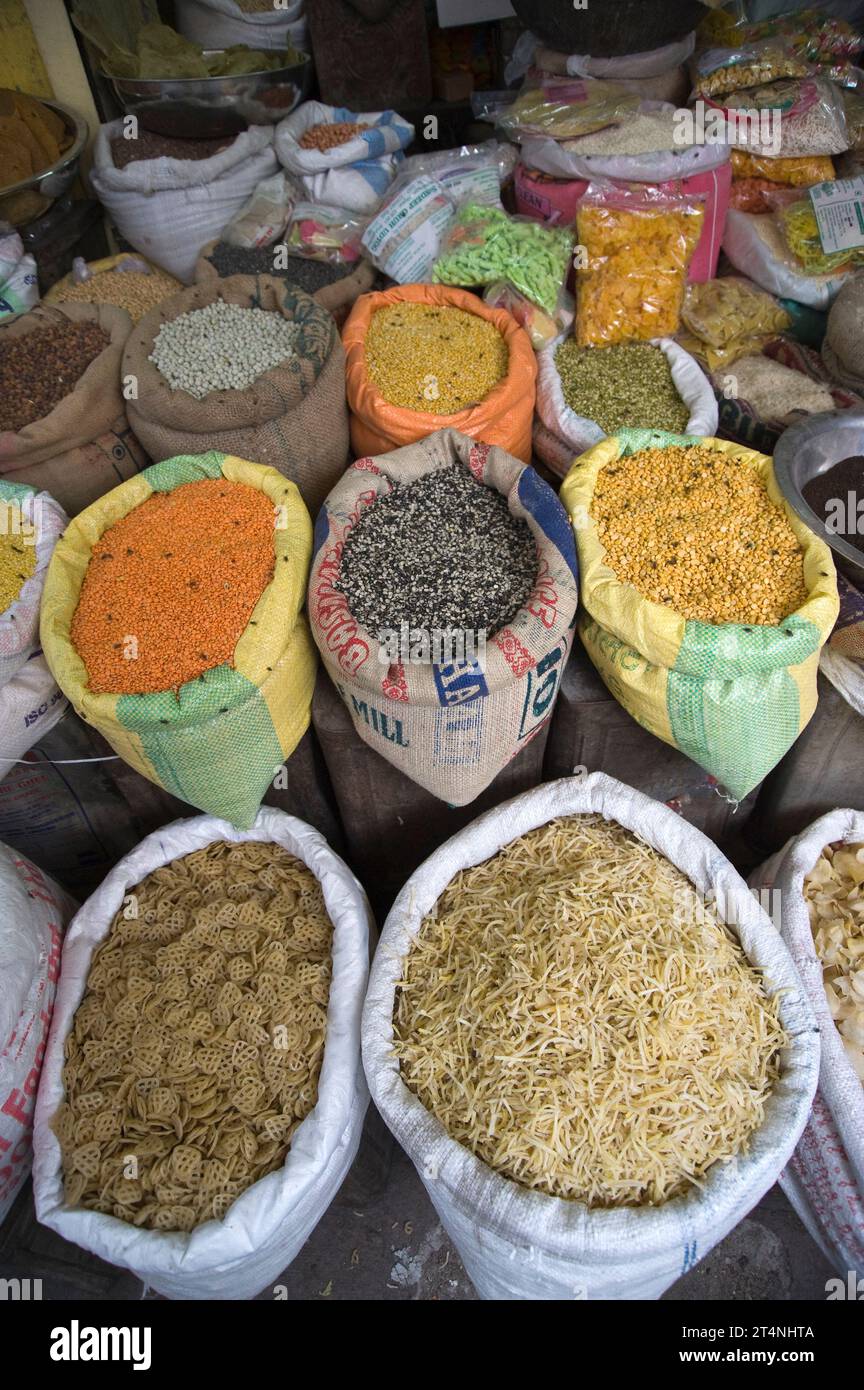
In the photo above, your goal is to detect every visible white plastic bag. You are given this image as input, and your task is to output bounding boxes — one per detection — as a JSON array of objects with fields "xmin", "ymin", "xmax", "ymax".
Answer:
[
  {"xmin": 362, "ymin": 772, "xmax": 820, "ymax": 1301},
  {"xmin": 535, "ymin": 335, "xmax": 718, "ymax": 473},
  {"xmin": 33, "ymin": 808, "xmax": 373, "ymax": 1300},
  {"xmin": 275, "ymin": 102, "xmax": 414, "ymax": 214},
  {"xmin": 174, "ymin": 0, "xmax": 308, "ymax": 53},
  {"xmin": 566, "ymin": 33, "xmax": 696, "ymax": 79},
  {"xmin": 751, "ymin": 810, "xmax": 864, "ymax": 1277},
  {"xmin": 90, "ymin": 121, "xmax": 279, "ymax": 283},
  {"xmin": 0, "ymin": 232, "xmax": 38, "ymax": 320},
  {"xmin": 0, "ymin": 483, "xmax": 69, "ymax": 762},
  {"xmin": 0, "ymin": 845, "xmax": 75, "ymax": 1222},
  {"xmin": 723, "ymin": 208, "xmax": 853, "ymax": 309},
  {"xmin": 520, "ymin": 129, "xmax": 731, "ymax": 184}
]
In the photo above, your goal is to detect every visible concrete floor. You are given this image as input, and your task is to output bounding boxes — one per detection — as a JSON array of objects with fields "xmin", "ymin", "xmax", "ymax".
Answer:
[{"xmin": 0, "ymin": 1108, "xmax": 838, "ymax": 1302}]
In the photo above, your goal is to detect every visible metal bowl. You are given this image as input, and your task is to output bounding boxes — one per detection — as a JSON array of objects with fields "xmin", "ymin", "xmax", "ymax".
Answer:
[
  {"xmin": 0, "ymin": 99, "xmax": 88, "ymax": 228},
  {"xmin": 110, "ymin": 51, "xmax": 313, "ymax": 139},
  {"xmin": 773, "ymin": 409, "xmax": 864, "ymax": 586}
]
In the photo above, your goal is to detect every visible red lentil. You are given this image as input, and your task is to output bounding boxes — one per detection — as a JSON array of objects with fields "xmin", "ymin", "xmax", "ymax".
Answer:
[{"xmin": 72, "ymin": 479, "xmax": 276, "ymax": 695}]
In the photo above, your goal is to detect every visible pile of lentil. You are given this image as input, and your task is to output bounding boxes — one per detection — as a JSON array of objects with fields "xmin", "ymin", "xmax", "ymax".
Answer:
[
  {"xmin": 0, "ymin": 320, "xmax": 109, "ymax": 434},
  {"xmin": 110, "ymin": 132, "xmax": 229, "ymax": 169},
  {"xmin": 206, "ymin": 242, "xmax": 349, "ymax": 296},
  {"xmin": 0, "ymin": 517, "xmax": 36, "ymax": 613},
  {"xmin": 592, "ymin": 445, "xmax": 808, "ymax": 626},
  {"xmin": 149, "ymin": 301, "xmax": 300, "ymax": 399},
  {"xmin": 555, "ymin": 341, "xmax": 690, "ymax": 435},
  {"xmin": 51, "ymin": 265, "xmax": 181, "ymax": 323},
  {"xmin": 299, "ymin": 120, "xmax": 369, "ymax": 150},
  {"xmin": 365, "ymin": 303, "xmax": 508, "ymax": 415},
  {"xmin": 71, "ymin": 478, "xmax": 276, "ymax": 695},
  {"xmin": 336, "ymin": 463, "xmax": 538, "ymax": 633}
]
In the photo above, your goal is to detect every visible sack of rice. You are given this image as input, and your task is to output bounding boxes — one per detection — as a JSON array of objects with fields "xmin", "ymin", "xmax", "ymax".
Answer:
[
  {"xmin": 40, "ymin": 450, "xmax": 316, "ymax": 829},
  {"xmin": 0, "ymin": 845, "xmax": 75, "ymax": 1222},
  {"xmin": 751, "ymin": 810, "xmax": 864, "ymax": 1278},
  {"xmin": 33, "ymin": 808, "xmax": 372, "ymax": 1299},
  {"xmin": 561, "ymin": 431, "xmax": 839, "ymax": 801},
  {"xmin": 0, "ymin": 480, "xmax": 68, "ymax": 762},
  {"xmin": 122, "ymin": 277, "xmax": 349, "ymax": 517},
  {"xmin": 362, "ymin": 771, "xmax": 819, "ymax": 1300},
  {"xmin": 534, "ymin": 335, "xmax": 717, "ymax": 476},
  {"xmin": 0, "ymin": 302, "xmax": 146, "ymax": 517},
  {"xmin": 308, "ymin": 427, "xmax": 578, "ymax": 805},
  {"xmin": 89, "ymin": 121, "xmax": 279, "ymax": 284}
]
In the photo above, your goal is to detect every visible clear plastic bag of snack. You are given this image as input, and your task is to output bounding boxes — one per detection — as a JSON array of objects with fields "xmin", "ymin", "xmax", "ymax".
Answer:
[
  {"xmin": 774, "ymin": 195, "xmax": 864, "ymax": 274},
  {"xmin": 483, "ymin": 279, "xmax": 574, "ymax": 351},
  {"xmin": 694, "ymin": 40, "xmax": 809, "ymax": 99},
  {"xmin": 284, "ymin": 202, "xmax": 367, "ymax": 264},
  {"xmin": 730, "ymin": 177, "xmax": 788, "ymax": 213},
  {"xmin": 843, "ymin": 87, "xmax": 864, "ymax": 151},
  {"xmin": 681, "ymin": 275, "xmax": 791, "ymax": 349},
  {"xmin": 741, "ymin": 9, "xmax": 864, "ymax": 64},
  {"xmin": 574, "ymin": 182, "xmax": 705, "ymax": 348},
  {"xmin": 496, "ymin": 75, "xmax": 641, "ymax": 141},
  {"xmin": 715, "ymin": 78, "xmax": 849, "ymax": 157},
  {"xmin": 433, "ymin": 203, "xmax": 574, "ymax": 316},
  {"xmin": 676, "ymin": 328, "xmax": 780, "ymax": 372},
  {"xmin": 730, "ymin": 149, "xmax": 836, "ymax": 186}
]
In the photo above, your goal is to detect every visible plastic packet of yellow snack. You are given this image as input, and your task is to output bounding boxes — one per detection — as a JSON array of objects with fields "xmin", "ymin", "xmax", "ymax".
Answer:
[
  {"xmin": 681, "ymin": 276, "xmax": 791, "ymax": 349},
  {"xmin": 574, "ymin": 183, "xmax": 705, "ymax": 348}
]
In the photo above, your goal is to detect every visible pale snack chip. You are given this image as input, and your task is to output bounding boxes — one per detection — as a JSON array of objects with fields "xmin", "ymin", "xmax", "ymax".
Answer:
[{"xmin": 803, "ymin": 842, "xmax": 864, "ymax": 1083}]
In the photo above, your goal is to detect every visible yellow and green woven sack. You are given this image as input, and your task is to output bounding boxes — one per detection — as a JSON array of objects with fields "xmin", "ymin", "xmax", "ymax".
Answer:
[
  {"xmin": 40, "ymin": 451, "xmax": 317, "ymax": 829},
  {"xmin": 560, "ymin": 429, "xmax": 840, "ymax": 801}
]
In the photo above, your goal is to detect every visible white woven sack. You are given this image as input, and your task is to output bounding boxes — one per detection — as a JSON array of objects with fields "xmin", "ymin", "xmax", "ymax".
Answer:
[
  {"xmin": 363, "ymin": 771, "xmax": 820, "ymax": 1301},
  {"xmin": 0, "ymin": 845, "xmax": 75, "ymax": 1222},
  {"xmin": 535, "ymin": 334, "xmax": 718, "ymax": 473},
  {"xmin": 566, "ymin": 33, "xmax": 696, "ymax": 79},
  {"xmin": 175, "ymin": 0, "xmax": 307, "ymax": 52},
  {"xmin": 751, "ymin": 809, "xmax": 864, "ymax": 1277},
  {"xmin": 33, "ymin": 808, "xmax": 373, "ymax": 1300},
  {"xmin": 723, "ymin": 209, "xmax": 852, "ymax": 311},
  {"xmin": 275, "ymin": 102, "xmax": 414, "ymax": 214},
  {"xmin": 90, "ymin": 121, "xmax": 279, "ymax": 283},
  {"xmin": 0, "ymin": 485, "xmax": 69, "ymax": 762}
]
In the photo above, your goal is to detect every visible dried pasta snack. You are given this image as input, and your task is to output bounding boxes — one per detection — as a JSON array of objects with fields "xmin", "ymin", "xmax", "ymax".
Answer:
[
  {"xmin": 55, "ymin": 840, "xmax": 334, "ymax": 1233},
  {"xmin": 575, "ymin": 183, "xmax": 705, "ymax": 348},
  {"xmin": 693, "ymin": 41, "xmax": 809, "ymax": 99},
  {"xmin": 681, "ymin": 276, "xmax": 790, "ymax": 351},
  {"xmin": 731, "ymin": 150, "xmax": 836, "ymax": 187}
]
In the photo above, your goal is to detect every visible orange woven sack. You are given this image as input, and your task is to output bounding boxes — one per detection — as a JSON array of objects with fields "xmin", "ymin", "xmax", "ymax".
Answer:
[{"xmin": 341, "ymin": 284, "xmax": 537, "ymax": 463}]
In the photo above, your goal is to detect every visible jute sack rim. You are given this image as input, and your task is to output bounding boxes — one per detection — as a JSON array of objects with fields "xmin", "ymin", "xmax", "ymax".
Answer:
[
  {"xmin": 122, "ymin": 276, "xmax": 337, "ymax": 435},
  {"xmin": 361, "ymin": 771, "xmax": 820, "ymax": 1263},
  {"xmin": 341, "ymin": 283, "xmax": 538, "ymax": 438},
  {"xmin": 192, "ymin": 240, "xmax": 377, "ymax": 314},
  {"xmin": 0, "ymin": 302, "xmax": 132, "ymax": 467},
  {"xmin": 560, "ymin": 430, "xmax": 840, "ymax": 676},
  {"xmin": 309, "ymin": 427, "xmax": 579, "ymax": 699},
  {"xmin": 40, "ymin": 450, "xmax": 312, "ymax": 734}
]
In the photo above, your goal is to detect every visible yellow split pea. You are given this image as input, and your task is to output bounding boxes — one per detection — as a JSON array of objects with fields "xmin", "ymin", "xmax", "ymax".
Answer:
[
  {"xmin": 365, "ymin": 303, "xmax": 509, "ymax": 415},
  {"xmin": 0, "ymin": 508, "xmax": 36, "ymax": 614}
]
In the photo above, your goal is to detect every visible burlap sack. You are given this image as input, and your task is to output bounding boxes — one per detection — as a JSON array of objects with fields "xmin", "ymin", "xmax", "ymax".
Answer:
[
  {"xmin": 123, "ymin": 276, "xmax": 349, "ymax": 517},
  {"xmin": 308, "ymin": 427, "xmax": 579, "ymax": 804},
  {"xmin": 193, "ymin": 240, "xmax": 377, "ymax": 327},
  {"xmin": 0, "ymin": 303, "xmax": 146, "ymax": 516}
]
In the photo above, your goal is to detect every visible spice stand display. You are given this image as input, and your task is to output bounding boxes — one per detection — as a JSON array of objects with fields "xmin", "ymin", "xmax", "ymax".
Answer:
[{"xmin": 1, "ymin": 0, "xmax": 864, "ymax": 1311}]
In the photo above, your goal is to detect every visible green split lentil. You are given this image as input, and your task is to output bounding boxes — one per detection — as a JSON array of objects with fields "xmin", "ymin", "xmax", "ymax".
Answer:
[
  {"xmin": 0, "ymin": 514, "xmax": 35, "ymax": 614},
  {"xmin": 592, "ymin": 445, "xmax": 807, "ymax": 627},
  {"xmin": 365, "ymin": 303, "xmax": 508, "ymax": 415},
  {"xmin": 555, "ymin": 341, "xmax": 691, "ymax": 436}
]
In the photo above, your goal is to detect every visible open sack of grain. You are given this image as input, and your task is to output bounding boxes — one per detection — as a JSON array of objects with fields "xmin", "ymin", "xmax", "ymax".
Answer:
[
  {"xmin": 274, "ymin": 102, "xmax": 414, "ymax": 214},
  {"xmin": 342, "ymin": 285, "xmax": 537, "ymax": 464},
  {"xmin": 33, "ymin": 808, "xmax": 372, "ymax": 1299},
  {"xmin": 561, "ymin": 431, "xmax": 840, "ymax": 802},
  {"xmin": 751, "ymin": 810, "xmax": 864, "ymax": 1278},
  {"xmin": 308, "ymin": 427, "xmax": 578, "ymax": 805},
  {"xmin": 362, "ymin": 771, "xmax": 820, "ymax": 1300},
  {"xmin": 40, "ymin": 450, "xmax": 316, "ymax": 829},
  {"xmin": 0, "ymin": 303, "xmax": 146, "ymax": 516},
  {"xmin": 123, "ymin": 277, "xmax": 349, "ymax": 518},
  {"xmin": 194, "ymin": 239, "xmax": 376, "ymax": 327},
  {"xmin": 0, "ymin": 847, "xmax": 75, "ymax": 1223},
  {"xmin": 534, "ymin": 335, "xmax": 717, "ymax": 475},
  {"xmin": 0, "ymin": 480, "xmax": 68, "ymax": 762}
]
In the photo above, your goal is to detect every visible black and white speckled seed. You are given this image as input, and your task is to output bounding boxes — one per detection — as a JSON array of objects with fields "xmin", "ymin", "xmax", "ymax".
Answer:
[{"xmin": 335, "ymin": 463, "xmax": 538, "ymax": 635}]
